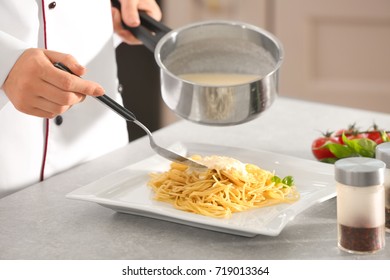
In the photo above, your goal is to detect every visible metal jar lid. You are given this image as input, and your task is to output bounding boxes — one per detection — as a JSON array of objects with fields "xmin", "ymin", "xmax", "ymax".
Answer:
[
  {"xmin": 335, "ymin": 157, "xmax": 385, "ymax": 187},
  {"xmin": 376, "ymin": 142, "xmax": 390, "ymax": 166}
]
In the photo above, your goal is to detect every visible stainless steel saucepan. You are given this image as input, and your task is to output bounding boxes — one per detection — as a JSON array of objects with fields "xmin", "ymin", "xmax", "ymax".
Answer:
[{"xmin": 112, "ymin": 0, "xmax": 283, "ymax": 126}]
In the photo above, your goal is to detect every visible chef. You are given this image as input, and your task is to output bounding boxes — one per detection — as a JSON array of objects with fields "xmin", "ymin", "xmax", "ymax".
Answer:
[{"xmin": 0, "ymin": 0, "xmax": 162, "ymax": 198}]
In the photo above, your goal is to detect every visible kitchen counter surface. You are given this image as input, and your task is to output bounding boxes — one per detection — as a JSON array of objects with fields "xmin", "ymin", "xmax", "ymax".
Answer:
[{"xmin": 1, "ymin": 97, "xmax": 389, "ymax": 260}]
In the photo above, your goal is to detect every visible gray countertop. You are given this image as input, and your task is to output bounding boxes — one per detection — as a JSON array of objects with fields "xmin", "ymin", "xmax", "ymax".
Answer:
[{"xmin": 1, "ymin": 97, "xmax": 389, "ymax": 260}]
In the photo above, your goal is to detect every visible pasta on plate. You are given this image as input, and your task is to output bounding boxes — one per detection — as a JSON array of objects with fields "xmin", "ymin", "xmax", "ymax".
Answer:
[{"xmin": 148, "ymin": 155, "xmax": 299, "ymax": 218}]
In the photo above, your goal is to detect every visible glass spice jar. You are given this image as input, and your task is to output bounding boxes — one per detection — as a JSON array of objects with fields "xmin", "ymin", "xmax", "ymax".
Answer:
[
  {"xmin": 335, "ymin": 157, "xmax": 386, "ymax": 254},
  {"xmin": 376, "ymin": 142, "xmax": 390, "ymax": 233}
]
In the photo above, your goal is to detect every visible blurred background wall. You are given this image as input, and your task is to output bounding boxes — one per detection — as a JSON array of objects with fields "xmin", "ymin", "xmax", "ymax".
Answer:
[{"xmin": 117, "ymin": 0, "xmax": 390, "ymax": 141}]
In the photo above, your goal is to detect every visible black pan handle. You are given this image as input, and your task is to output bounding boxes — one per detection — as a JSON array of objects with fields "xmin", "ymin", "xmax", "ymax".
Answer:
[
  {"xmin": 111, "ymin": 0, "xmax": 171, "ymax": 52},
  {"xmin": 53, "ymin": 62, "xmax": 137, "ymax": 122}
]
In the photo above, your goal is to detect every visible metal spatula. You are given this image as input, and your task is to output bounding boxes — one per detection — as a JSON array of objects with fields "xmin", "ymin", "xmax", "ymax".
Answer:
[{"xmin": 54, "ymin": 62, "xmax": 207, "ymax": 170}]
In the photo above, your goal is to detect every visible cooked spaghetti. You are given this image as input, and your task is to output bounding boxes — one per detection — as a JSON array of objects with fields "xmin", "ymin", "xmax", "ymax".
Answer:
[{"xmin": 148, "ymin": 155, "xmax": 299, "ymax": 218}]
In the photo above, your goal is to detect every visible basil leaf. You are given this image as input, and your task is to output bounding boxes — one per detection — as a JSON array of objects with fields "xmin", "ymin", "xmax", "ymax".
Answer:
[
  {"xmin": 351, "ymin": 138, "xmax": 376, "ymax": 157},
  {"xmin": 325, "ymin": 142, "xmax": 356, "ymax": 158},
  {"xmin": 341, "ymin": 133, "xmax": 376, "ymax": 158},
  {"xmin": 320, "ymin": 157, "xmax": 339, "ymax": 164},
  {"xmin": 381, "ymin": 131, "xmax": 390, "ymax": 142},
  {"xmin": 282, "ymin": 176, "xmax": 294, "ymax": 187},
  {"xmin": 271, "ymin": 176, "xmax": 281, "ymax": 185}
]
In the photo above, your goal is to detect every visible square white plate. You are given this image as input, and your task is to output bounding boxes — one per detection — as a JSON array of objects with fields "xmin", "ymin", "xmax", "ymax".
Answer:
[{"xmin": 66, "ymin": 142, "xmax": 336, "ymax": 237}]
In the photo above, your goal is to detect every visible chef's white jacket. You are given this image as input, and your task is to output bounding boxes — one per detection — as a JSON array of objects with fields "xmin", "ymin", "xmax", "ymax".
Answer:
[{"xmin": 0, "ymin": 0, "xmax": 129, "ymax": 198}]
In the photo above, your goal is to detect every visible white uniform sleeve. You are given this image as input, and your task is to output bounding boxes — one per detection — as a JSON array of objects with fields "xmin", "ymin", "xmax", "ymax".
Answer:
[{"xmin": 0, "ymin": 31, "xmax": 30, "ymax": 110}]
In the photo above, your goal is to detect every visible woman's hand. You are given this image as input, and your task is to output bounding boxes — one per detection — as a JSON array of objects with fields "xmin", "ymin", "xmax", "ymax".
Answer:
[
  {"xmin": 2, "ymin": 48, "xmax": 104, "ymax": 118},
  {"xmin": 112, "ymin": 0, "xmax": 162, "ymax": 45}
]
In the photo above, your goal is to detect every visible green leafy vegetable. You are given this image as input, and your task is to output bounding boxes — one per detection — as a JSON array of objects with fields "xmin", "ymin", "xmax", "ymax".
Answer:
[
  {"xmin": 271, "ymin": 175, "xmax": 294, "ymax": 188},
  {"xmin": 271, "ymin": 176, "xmax": 281, "ymax": 185},
  {"xmin": 311, "ymin": 123, "xmax": 390, "ymax": 164},
  {"xmin": 282, "ymin": 176, "xmax": 294, "ymax": 187}
]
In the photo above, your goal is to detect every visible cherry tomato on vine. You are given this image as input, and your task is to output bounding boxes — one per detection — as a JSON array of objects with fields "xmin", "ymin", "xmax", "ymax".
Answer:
[
  {"xmin": 366, "ymin": 124, "xmax": 387, "ymax": 144},
  {"xmin": 335, "ymin": 124, "xmax": 366, "ymax": 144},
  {"xmin": 373, "ymin": 132, "xmax": 390, "ymax": 144},
  {"xmin": 366, "ymin": 131, "xmax": 381, "ymax": 141},
  {"xmin": 311, "ymin": 134, "xmax": 338, "ymax": 161},
  {"xmin": 312, "ymin": 123, "xmax": 390, "ymax": 163}
]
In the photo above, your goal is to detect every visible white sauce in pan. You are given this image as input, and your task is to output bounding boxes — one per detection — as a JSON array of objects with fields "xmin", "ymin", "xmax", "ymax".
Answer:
[{"xmin": 179, "ymin": 73, "xmax": 261, "ymax": 86}]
